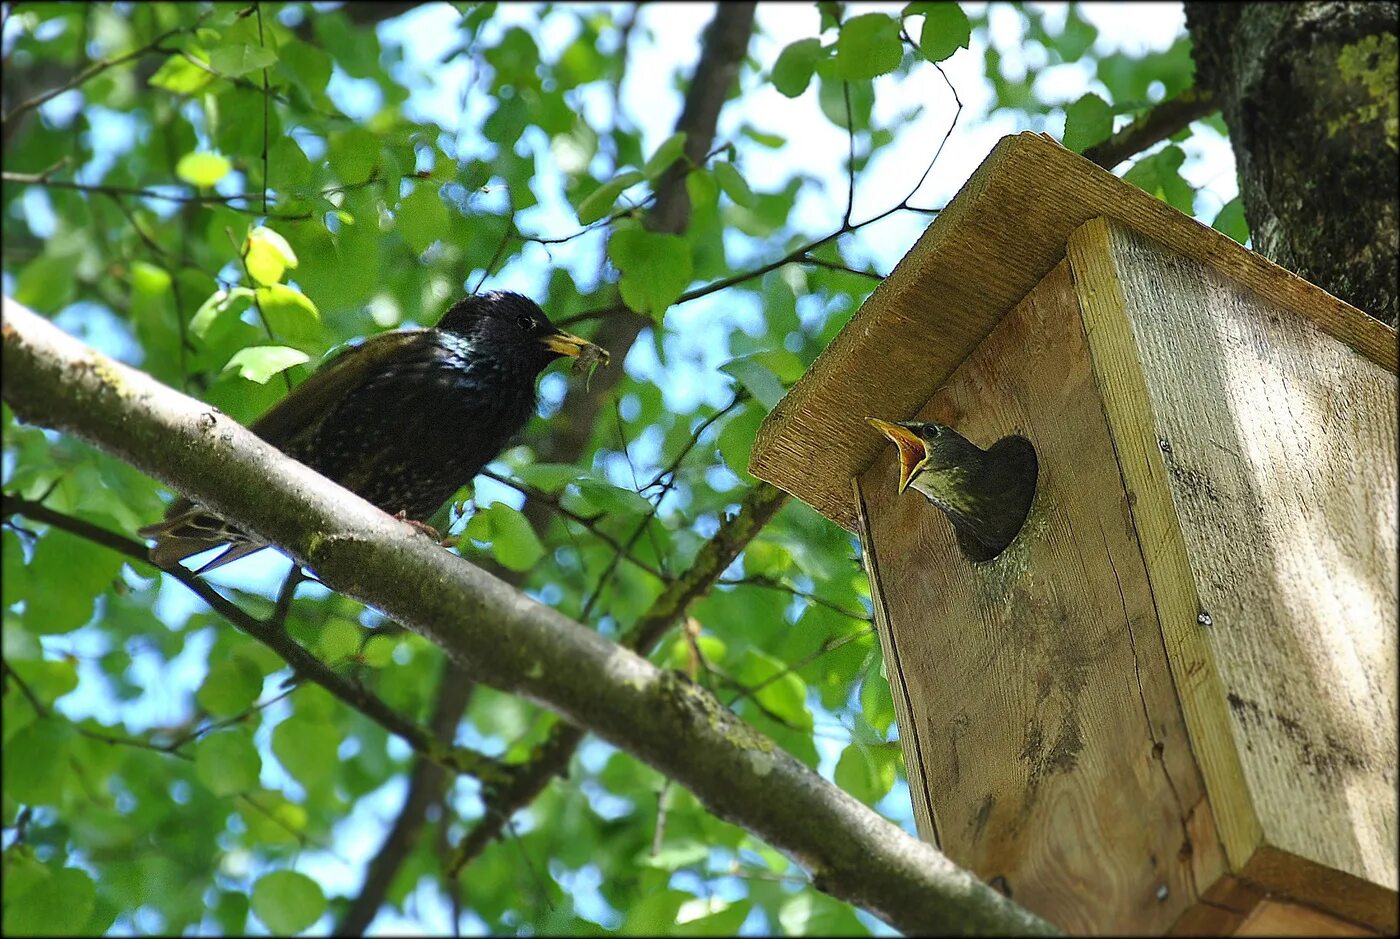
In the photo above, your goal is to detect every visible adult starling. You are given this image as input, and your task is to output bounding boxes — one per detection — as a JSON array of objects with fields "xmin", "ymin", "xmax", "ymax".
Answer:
[
  {"xmin": 867, "ymin": 418, "xmax": 1038, "ymax": 562},
  {"xmin": 140, "ymin": 291, "xmax": 607, "ymax": 573}
]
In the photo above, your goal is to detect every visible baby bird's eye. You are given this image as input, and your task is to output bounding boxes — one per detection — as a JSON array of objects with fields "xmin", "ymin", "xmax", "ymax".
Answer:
[{"xmin": 516, "ymin": 314, "xmax": 536, "ymax": 331}]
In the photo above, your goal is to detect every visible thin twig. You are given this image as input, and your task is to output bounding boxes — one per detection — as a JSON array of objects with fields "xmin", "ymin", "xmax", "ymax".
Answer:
[
  {"xmin": 1, "ymin": 17, "xmax": 206, "ymax": 127},
  {"xmin": 1, "ymin": 494, "xmax": 510, "ymax": 785}
]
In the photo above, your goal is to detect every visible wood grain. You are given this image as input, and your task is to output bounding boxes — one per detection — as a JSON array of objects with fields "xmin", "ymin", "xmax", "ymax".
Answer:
[
  {"xmin": 856, "ymin": 262, "xmax": 1224, "ymax": 933},
  {"xmin": 750, "ymin": 132, "xmax": 1397, "ymax": 532},
  {"xmin": 1070, "ymin": 219, "xmax": 1398, "ymax": 932}
]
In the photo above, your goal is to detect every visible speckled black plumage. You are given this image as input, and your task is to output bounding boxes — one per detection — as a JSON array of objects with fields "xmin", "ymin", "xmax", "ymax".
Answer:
[{"xmin": 140, "ymin": 291, "xmax": 605, "ymax": 572}]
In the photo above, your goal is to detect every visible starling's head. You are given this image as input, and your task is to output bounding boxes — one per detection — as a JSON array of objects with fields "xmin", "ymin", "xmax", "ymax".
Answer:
[
  {"xmin": 437, "ymin": 291, "xmax": 609, "ymax": 372},
  {"xmin": 866, "ymin": 418, "xmax": 983, "ymax": 493}
]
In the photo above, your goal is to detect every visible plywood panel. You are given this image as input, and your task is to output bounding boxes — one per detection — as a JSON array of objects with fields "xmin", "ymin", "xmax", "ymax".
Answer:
[
  {"xmin": 1070, "ymin": 219, "xmax": 1398, "ymax": 932},
  {"xmin": 751, "ymin": 132, "xmax": 1396, "ymax": 532},
  {"xmin": 856, "ymin": 261, "xmax": 1224, "ymax": 933}
]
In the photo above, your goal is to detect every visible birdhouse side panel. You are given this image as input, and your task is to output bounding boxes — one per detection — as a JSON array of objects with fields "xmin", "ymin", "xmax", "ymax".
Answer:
[
  {"xmin": 1071, "ymin": 219, "xmax": 1398, "ymax": 931},
  {"xmin": 855, "ymin": 260, "xmax": 1226, "ymax": 934}
]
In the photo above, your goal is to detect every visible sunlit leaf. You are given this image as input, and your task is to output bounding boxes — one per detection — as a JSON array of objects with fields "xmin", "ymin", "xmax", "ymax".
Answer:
[
  {"xmin": 251, "ymin": 871, "xmax": 325, "ymax": 935},
  {"xmin": 176, "ymin": 151, "xmax": 232, "ymax": 187},
  {"xmin": 245, "ymin": 226, "xmax": 299, "ymax": 286},
  {"xmin": 209, "ymin": 43, "xmax": 277, "ymax": 77},
  {"xmin": 223, "ymin": 345, "xmax": 309, "ymax": 384}
]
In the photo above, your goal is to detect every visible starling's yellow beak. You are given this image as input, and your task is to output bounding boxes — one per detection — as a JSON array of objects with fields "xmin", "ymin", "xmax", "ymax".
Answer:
[
  {"xmin": 542, "ymin": 329, "xmax": 609, "ymax": 366},
  {"xmin": 867, "ymin": 418, "xmax": 928, "ymax": 494}
]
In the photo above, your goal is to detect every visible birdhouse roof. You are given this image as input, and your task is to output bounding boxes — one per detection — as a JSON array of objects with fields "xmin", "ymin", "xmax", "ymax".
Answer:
[{"xmin": 748, "ymin": 132, "xmax": 1394, "ymax": 532}]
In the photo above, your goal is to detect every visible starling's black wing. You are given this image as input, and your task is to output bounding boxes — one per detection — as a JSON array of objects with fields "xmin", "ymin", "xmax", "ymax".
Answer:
[
  {"xmin": 139, "ymin": 330, "xmax": 437, "ymax": 571},
  {"xmin": 249, "ymin": 330, "xmax": 435, "ymax": 445}
]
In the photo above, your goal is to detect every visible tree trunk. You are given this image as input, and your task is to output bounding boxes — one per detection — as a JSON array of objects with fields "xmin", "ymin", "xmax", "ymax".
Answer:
[{"xmin": 1185, "ymin": 2, "xmax": 1398, "ymax": 325}]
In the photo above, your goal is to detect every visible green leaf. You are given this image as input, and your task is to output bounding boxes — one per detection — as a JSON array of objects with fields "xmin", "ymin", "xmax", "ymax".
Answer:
[
  {"xmin": 831, "ymin": 13, "xmax": 903, "ymax": 80},
  {"xmin": 238, "ymin": 789, "xmax": 308, "ymax": 846},
  {"xmin": 642, "ymin": 839, "xmax": 709, "ymax": 871},
  {"xmin": 719, "ymin": 353, "xmax": 787, "ymax": 411},
  {"xmin": 736, "ymin": 649, "xmax": 812, "ymax": 731},
  {"xmin": 905, "ymin": 2, "xmax": 971, "ymax": 63},
  {"xmin": 621, "ymin": 889, "xmax": 688, "ymax": 936},
  {"xmin": 512, "ymin": 462, "xmax": 585, "ymax": 492},
  {"xmin": 1123, "ymin": 145, "xmax": 1195, "ymax": 213},
  {"xmin": 771, "ymin": 38, "xmax": 826, "ymax": 97},
  {"xmin": 576, "ymin": 170, "xmax": 644, "ymax": 225},
  {"xmin": 2, "ymin": 718, "xmax": 74, "ymax": 804},
  {"xmin": 175, "ymin": 151, "xmax": 231, "ymax": 187},
  {"xmin": 224, "ymin": 346, "xmax": 309, "ymax": 384},
  {"xmin": 361, "ymin": 635, "xmax": 396, "ymax": 668},
  {"xmin": 149, "ymin": 53, "xmax": 215, "ymax": 94},
  {"xmin": 250, "ymin": 871, "xmax": 325, "ymax": 935},
  {"xmin": 190, "ymin": 286, "xmax": 254, "ymax": 338},
  {"xmin": 131, "ymin": 261, "xmax": 173, "ymax": 296},
  {"xmin": 193, "ymin": 729, "xmax": 261, "ymax": 796},
  {"xmin": 14, "ymin": 252, "xmax": 78, "ymax": 313},
  {"xmin": 316, "ymin": 619, "xmax": 362, "ymax": 663},
  {"xmin": 255, "ymin": 284, "xmax": 323, "ymax": 353},
  {"xmin": 196, "ymin": 656, "xmax": 263, "ymax": 718},
  {"xmin": 397, "ymin": 183, "xmax": 450, "ymax": 254},
  {"xmin": 5, "ymin": 659, "xmax": 79, "ymax": 709},
  {"xmin": 1063, "ymin": 92, "xmax": 1114, "ymax": 152},
  {"xmin": 271, "ymin": 714, "xmax": 339, "ymax": 788},
  {"xmin": 208, "ymin": 43, "xmax": 277, "ymax": 77},
  {"xmin": 717, "ymin": 402, "xmax": 764, "ymax": 482},
  {"xmin": 467, "ymin": 503, "xmax": 547, "ymax": 572},
  {"xmin": 23, "ymin": 529, "xmax": 123, "ymax": 634},
  {"xmin": 713, "ymin": 161, "xmax": 756, "ymax": 207},
  {"xmin": 674, "ymin": 900, "xmax": 753, "ymax": 936},
  {"xmin": 245, "ymin": 225, "xmax": 298, "ymax": 286},
  {"xmin": 328, "ymin": 127, "xmax": 379, "ymax": 185},
  {"xmin": 1212, "ymin": 196, "xmax": 1250, "ymax": 244},
  {"xmin": 642, "ymin": 131, "xmax": 688, "ymax": 179},
  {"xmin": 4, "ymin": 866, "xmax": 96, "ymax": 937},
  {"xmin": 860, "ymin": 667, "xmax": 896, "ymax": 735},
  {"xmin": 835, "ymin": 743, "xmax": 880, "ymax": 803},
  {"xmin": 574, "ymin": 478, "xmax": 653, "ymax": 516},
  {"xmin": 608, "ymin": 228, "xmax": 692, "ymax": 320}
]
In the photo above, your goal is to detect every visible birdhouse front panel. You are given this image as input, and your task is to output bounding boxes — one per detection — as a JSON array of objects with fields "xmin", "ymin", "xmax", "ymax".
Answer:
[
  {"xmin": 751, "ymin": 133, "xmax": 1398, "ymax": 935},
  {"xmin": 1068, "ymin": 218, "xmax": 1398, "ymax": 929},
  {"xmin": 853, "ymin": 260, "xmax": 1224, "ymax": 934}
]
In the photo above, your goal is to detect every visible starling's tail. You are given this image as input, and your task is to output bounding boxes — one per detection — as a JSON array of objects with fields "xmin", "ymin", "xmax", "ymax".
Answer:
[{"xmin": 137, "ymin": 506, "xmax": 267, "ymax": 572}]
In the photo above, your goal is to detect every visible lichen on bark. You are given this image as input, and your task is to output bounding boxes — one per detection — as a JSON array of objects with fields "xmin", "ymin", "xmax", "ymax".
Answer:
[{"xmin": 1186, "ymin": 2, "xmax": 1399, "ymax": 325}]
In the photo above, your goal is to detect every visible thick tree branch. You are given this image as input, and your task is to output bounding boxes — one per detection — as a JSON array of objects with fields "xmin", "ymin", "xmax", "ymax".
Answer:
[
  {"xmin": 1081, "ymin": 87, "xmax": 1219, "ymax": 170},
  {"xmin": 2, "ymin": 297, "xmax": 1058, "ymax": 937}
]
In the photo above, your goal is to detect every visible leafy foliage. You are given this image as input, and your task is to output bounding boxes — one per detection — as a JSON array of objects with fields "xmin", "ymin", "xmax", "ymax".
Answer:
[{"xmin": 2, "ymin": 2, "xmax": 1233, "ymax": 935}]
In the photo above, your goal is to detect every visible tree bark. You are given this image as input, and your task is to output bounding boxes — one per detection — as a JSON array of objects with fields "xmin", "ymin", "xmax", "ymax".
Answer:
[
  {"xmin": 3, "ymin": 295, "xmax": 1059, "ymax": 937},
  {"xmin": 1185, "ymin": 2, "xmax": 1399, "ymax": 325}
]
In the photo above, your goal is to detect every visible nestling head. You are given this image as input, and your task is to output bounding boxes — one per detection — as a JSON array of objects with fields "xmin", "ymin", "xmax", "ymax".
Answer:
[
  {"xmin": 437, "ymin": 291, "xmax": 610, "ymax": 371},
  {"xmin": 866, "ymin": 418, "xmax": 982, "ymax": 493}
]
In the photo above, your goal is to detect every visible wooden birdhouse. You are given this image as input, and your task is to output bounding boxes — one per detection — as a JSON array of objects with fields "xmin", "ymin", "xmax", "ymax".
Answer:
[{"xmin": 750, "ymin": 133, "xmax": 1397, "ymax": 936}]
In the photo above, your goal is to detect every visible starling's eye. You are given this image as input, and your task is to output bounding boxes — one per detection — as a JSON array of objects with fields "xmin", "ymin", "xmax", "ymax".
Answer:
[{"xmin": 516, "ymin": 314, "xmax": 536, "ymax": 332}]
